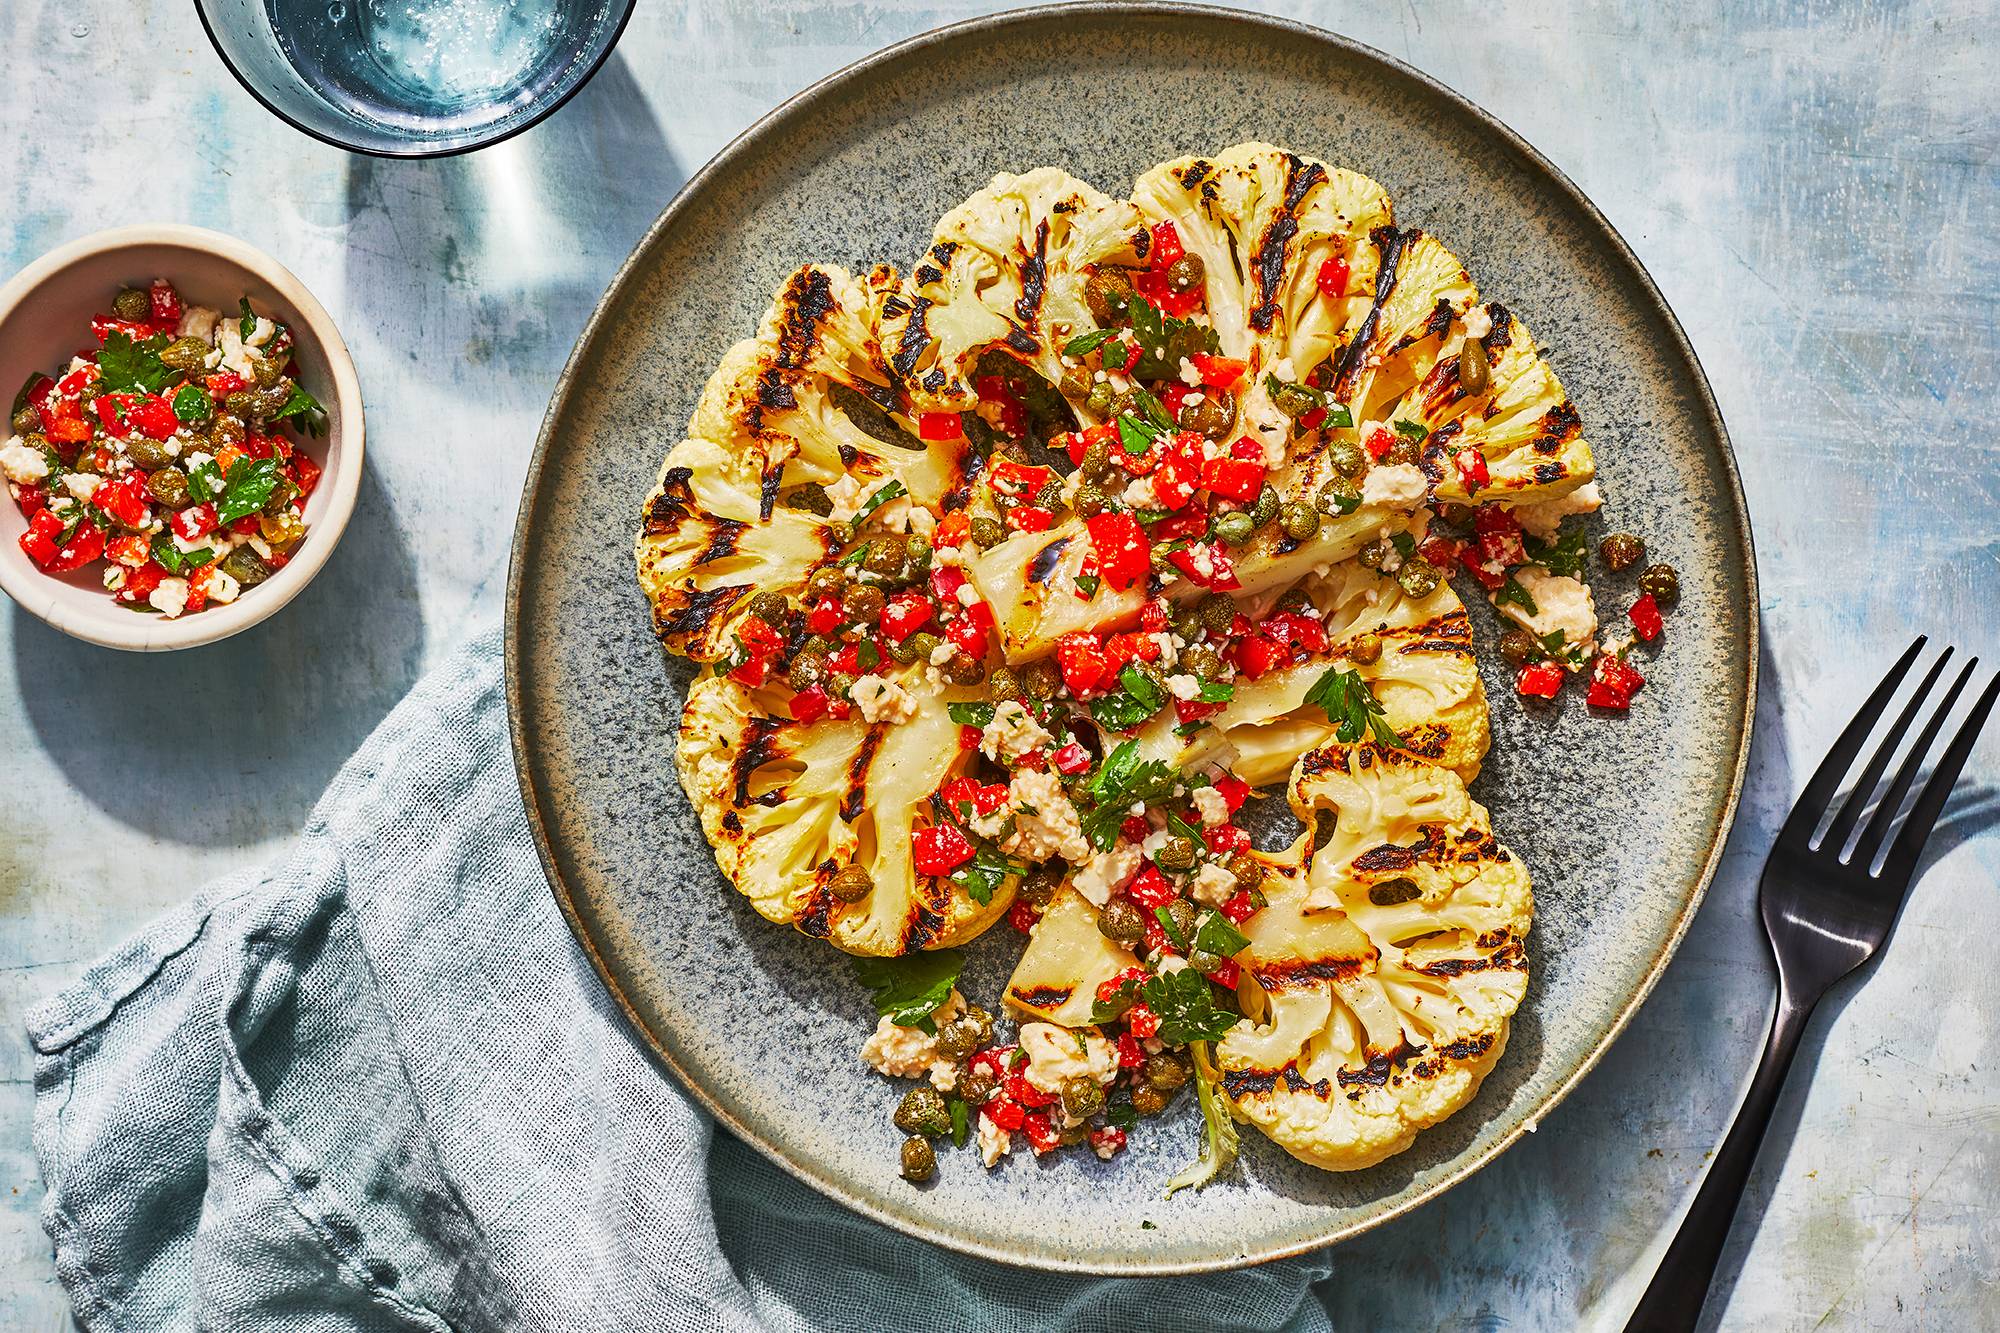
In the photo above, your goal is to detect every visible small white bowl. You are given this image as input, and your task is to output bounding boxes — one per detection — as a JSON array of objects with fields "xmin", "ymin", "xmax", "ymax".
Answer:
[{"xmin": 0, "ymin": 225, "xmax": 362, "ymax": 650}]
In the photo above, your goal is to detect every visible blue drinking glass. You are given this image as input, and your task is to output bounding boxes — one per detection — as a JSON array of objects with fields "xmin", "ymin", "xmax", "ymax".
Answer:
[{"xmin": 194, "ymin": 0, "xmax": 635, "ymax": 158}]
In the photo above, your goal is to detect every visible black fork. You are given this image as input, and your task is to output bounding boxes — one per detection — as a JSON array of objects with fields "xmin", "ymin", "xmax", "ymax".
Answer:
[{"xmin": 1625, "ymin": 638, "xmax": 1999, "ymax": 1331}]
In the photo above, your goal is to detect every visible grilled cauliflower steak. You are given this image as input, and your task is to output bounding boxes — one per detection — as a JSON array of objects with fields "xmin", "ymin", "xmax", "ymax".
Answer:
[
  {"xmin": 635, "ymin": 143, "xmax": 1636, "ymax": 1184},
  {"xmin": 677, "ymin": 675, "xmax": 1014, "ymax": 955},
  {"xmin": 1215, "ymin": 741, "xmax": 1531, "ymax": 1171}
]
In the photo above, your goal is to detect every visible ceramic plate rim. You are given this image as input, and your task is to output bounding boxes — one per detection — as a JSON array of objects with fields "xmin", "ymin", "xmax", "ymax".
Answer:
[{"xmin": 505, "ymin": 2, "xmax": 1759, "ymax": 1274}]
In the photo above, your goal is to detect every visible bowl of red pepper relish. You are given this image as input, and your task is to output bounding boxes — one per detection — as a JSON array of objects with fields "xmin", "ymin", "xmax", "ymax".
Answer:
[{"xmin": 0, "ymin": 225, "xmax": 362, "ymax": 651}]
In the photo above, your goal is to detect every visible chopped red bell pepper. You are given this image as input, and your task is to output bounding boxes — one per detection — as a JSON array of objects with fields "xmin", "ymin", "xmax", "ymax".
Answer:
[
  {"xmin": 1232, "ymin": 633, "xmax": 1286, "ymax": 681},
  {"xmin": 1365, "ymin": 424, "xmax": 1396, "ymax": 460},
  {"xmin": 1419, "ymin": 536, "xmax": 1463, "ymax": 573},
  {"xmin": 1126, "ymin": 863, "xmax": 1176, "ymax": 909},
  {"xmin": 15, "ymin": 482, "xmax": 47, "ymax": 518},
  {"xmin": 946, "ymin": 602, "xmax": 991, "ymax": 656},
  {"xmin": 105, "ymin": 533, "xmax": 150, "ymax": 566},
  {"xmin": 116, "ymin": 561, "xmax": 166, "ymax": 604},
  {"xmin": 171, "ymin": 503, "xmax": 219, "ymax": 541},
  {"xmin": 1055, "ymin": 631, "xmax": 1112, "ymax": 695},
  {"xmin": 806, "ymin": 595, "xmax": 843, "ymax": 635},
  {"xmin": 292, "ymin": 454, "xmax": 321, "ymax": 497},
  {"xmin": 934, "ymin": 511, "xmax": 970, "ymax": 548},
  {"xmin": 880, "ymin": 590, "xmax": 934, "ymax": 643},
  {"xmin": 1213, "ymin": 774, "xmax": 1250, "ymax": 812},
  {"xmin": 92, "ymin": 393, "xmax": 139, "ymax": 435},
  {"xmin": 1105, "ymin": 631, "xmax": 1161, "ymax": 668},
  {"xmin": 1008, "ymin": 898, "xmax": 1043, "ymax": 933},
  {"xmin": 1190, "ymin": 353, "xmax": 1247, "ymax": 389},
  {"xmin": 93, "ymin": 473, "xmax": 150, "ymax": 528},
  {"xmin": 1200, "ymin": 456, "xmax": 1264, "ymax": 503},
  {"xmin": 149, "ymin": 279, "xmax": 182, "ymax": 327},
  {"xmin": 1474, "ymin": 505, "xmax": 1527, "ymax": 569},
  {"xmin": 1125, "ymin": 1003, "xmax": 1161, "ymax": 1039},
  {"xmin": 1158, "ymin": 381, "xmax": 1194, "ymax": 421},
  {"xmin": 982, "ymin": 1099, "xmax": 1025, "ymax": 1132},
  {"xmin": 1084, "ymin": 511, "xmax": 1150, "ymax": 592},
  {"xmin": 1148, "ymin": 220, "xmax": 1184, "ymax": 270},
  {"xmin": 1516, "ymin": 660, "xmax": 1565, "ymax": 699},
  {"xmin": 1207, "ymin": 959, "xmax": 1242, "ymax": 989},
  {"xmin": 1006, "ymin": 504, "xmax": 1053, "ymax": 534},
  {"xmin": 1149, "ymin": 431, "xmax": 1206, "ymax": 510},
  {"xmin": 1021, "ymin": 1111, "xmax": 1062, "ymax": 1154},
  {"xmin": 789, "ymin": 685, "xmax": 829, "ymax": 722},
  {"xmin": 1229, "ymin": 435, "xmax": 1264, "ymax": 461},
  {"xmin": 912, "ymin": 824, "xmax": 976, "ymax": 876},
  {"xmin": 1203, "ymin": 824, "xmax": 1251, "ymax": 855},
  {"xmin": 1629, "ymin": 593, "xmax": 1664, "ymax": 642},
  {"xmin": 726, "ymin": 655, "xmax": 772, "ymax": 687},
  {"xmin": 826, "ymin": 642, "xmax": 862, "ymax": 675},
  {"xmin": 1088, "ymin": 1125, "xmax": 1128, "ymax": 1157},
  {"xmin": 1065, "ymin": 423, "xmax": 1115, "ymax": 468},
  {"xmin": 1262, "ymin": 609, "xmax": 1329, "ymax": 655},
  {"xmin": 915, "ymin": 411, "xmax": 963, "ymax": 442},
  {"xmin": 1140, "ymin": 598, "xmax": 1170, "ymax": 633},
  {"xmin": 1115, "ymin": 1031, "xmax": 1144, "ymax": 1070},
  {"xmin": 1587, "ymin": 653, "xmax": 1646, "ymax": 709},
  {"xmin": 1051, "ymin": 742, "xmax": 1091, "ymax": 775},
  {"xmin": 1148, "ymin": 510, "xmax": 1207, "ymax": 542},
  {"xmin": 1318, "ymin": 255, "xmax": 1350, "ymax": 300},
  {"xmin": 90, "ymin": 315, "xmax": 155, "ymax": 344},
  {"xmin": 241, "ymin": 431, "xmax": 274, "ymax": 460},
  {"xmin": 929, "ymin": 565, "xmax": 968, "ymax": 601},
  {"xmin": 205, "ymin": 371, "xmax": 249, "ymax": 397},
  {"xmin": 737, "ymin": 614, "xmax": 785, "ymax": 655},
  {"xmin": 973, "ymin": 374, "xmax": 1019, "ymax": 406},
  {"xmin": 1167, "ymin": 542, "xmax": 1240, "ymax": 591},
  {"xmin": 989, "ymin": 459, "xmax": 1054, "ymax": 498},
  {"xmin": 1298, "ymin": 406, "xmax": 1329, "ymax": 431},
  {"xmin": 1120, "ymin": 814, "xmax": 1150, "ymax": 844},
  {"xmin": 1455, "ymin": 447, "xmax": 1490, "ymax": 493},
  {"xmin": 1132, "ymin": 268, "xmax": 1202, "ymax": 318},
  {"xmin": 959, "ymin": 724, "xmax": 982, "ymax": 749},
  {"xmin": 1219, "ymin": 890, "xmax": 1259, "ymax": 924},
  {"xmin": 18, "ymin": 509, "xmax": 63, "ymax": 566},
  {"xmin": 47, "ymin": 522, "xmax": 104, "ymax": 572},
  {"xmin": 940, "ymin": 777, "xmax": 1009, "ymax": 819}
]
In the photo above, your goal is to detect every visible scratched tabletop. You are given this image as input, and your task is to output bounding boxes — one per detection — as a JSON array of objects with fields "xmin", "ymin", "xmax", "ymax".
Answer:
[{"xmin": 2, "ymin": 2, "xmax": 1995, "ymax": 1328}]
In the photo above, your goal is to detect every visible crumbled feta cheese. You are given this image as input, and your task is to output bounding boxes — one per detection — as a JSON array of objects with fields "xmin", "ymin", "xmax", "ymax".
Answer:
[
  {"xmin": 215, "ymin": 321, "xmax": 261, "ymax": 379},
  {"xmin": 1072, "ymin": 842, "xmax": 1142, "ymax": 907},
  {"xmin": 955, "ymin": 583, "xmax": 980, "ymax": 608},
  {"xmin": 148, "ymin": 577, "xmax": 191, "ymax": 619},
  {"xmin": 1192, "ymin": 861, "xmax": 1239, "ymax": 907},
  {"xmin": 1509, "ymin": 481, "xmax": 1604, "ymax": 540},
  {"xmin": 933, "ymin": 542, "xmax": 963, "ymax": 568},
  {"xmin": 1019, "ymin": 1021, "xmax": 1120, "ymax": 1122},
  {"xmin": 248, "ymin": 536, "xmax": 274, "ymax": 560},
  {"xmin": 1120, "ymin": 475, "xmax": 1157, "ymax": 509},
  {"xmin": 205, "ymin": 569, "xmax": 242, "ymax": 605},
  {"xmin": 1001, "ymin": 769, "xmax": 1091, "ymax": 864},
  {"xmin": 62, "ymin": 472, "xmax": 102, "ymax": 502},
  {"xmin": 1360, "ymin": 462, "xmax": 1430, "ymax": 508},
  {"xmin": 1177, "ymin": 357, "xmax": 1201, "ymax": 386},
  {"xmin": 1190, "ymin": 785, "xmax": 1229, "ymax": 827},
  {"xmin": 977, "ymin": 1113, "xmax": 1012, "ymax": 1168},
  {"xmin": 850, "ymin": 675, "xmax": 918, "ymax": 725},
  {"xmin": 861, "ymin": 990, "xmax": 963, "ymax": 1089},
  {"xmin": 821, "ymin": 474, "xmax": 867, "ymax": 524},
  {"xmin": 1500, "ymin": 566, "xmax": 1599, "ymax": 651},
  {"xmin": 176, "ymin": 305, "xmax": 221, "ymax": 342},
  {"xmin": 1461, "ymin": 305, "xmax": 1493, "ymax": 340},
  {"xmin": 1167, "ymin": 673, "xmax": 1202, "ymax": 701},
  {"xmin": 1152, "ymin": 632, "xmax": 1179, "ymax": 667},
  {"xmin": 906, "ymin": 506, "xmax": 937, "ymax": 538},
  {"xmin": 0, "ymin": 438, "xmax": 49, "ymax": 484},
  {"xmin": 980, "ymin": 700, "xmax": 1053, "ymax": 764},
  {"xmin": 928, "ymin": 640, "xmax": 958, "ymax": 666}
]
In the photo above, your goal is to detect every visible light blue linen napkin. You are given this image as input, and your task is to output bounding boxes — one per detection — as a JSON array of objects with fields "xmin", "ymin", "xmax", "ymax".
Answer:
[{"xmin": 28, "ymin": 630, "xmax": 1335, "ymax": 1332}]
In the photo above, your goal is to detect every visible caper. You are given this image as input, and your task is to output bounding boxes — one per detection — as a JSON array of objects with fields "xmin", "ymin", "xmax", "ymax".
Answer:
[
  {"xmin": 1074, "ymin": 483, "xmax": 1108, "ymax": 519},
  {"xmin": 145, "ymin": 466, "xmax": 190, "ymax": 509},
  {"xmin": 906, "ymin": 631, "xmax": 942, "ymax": 664},
  {"xmin": 895, "ymin": 1086, "xmax": 953, "ymax": 1137},
  {"xmin": 803, "ymin": 633, "xmax": 841, "ymax": 658},
  {"xmin": 1357, "ymin": 538, "xmax": 1390, "ymax": 570},
  {"xmin": 1165, "ymin": 252, "xmax": 1205, "ymax": 294},
  {"xmin": 1213, "ymin": 511, "xmax": 1255, "ymax": 547},
  {"xmin": 788, "ymin": 652, "xmax": 828, "ymax": 692},
  {"xmin": 1059, "ymin": 369, "xmax": 1092, "ymax": 403},
  {"xmin": 1497, "ymin": 629, "xmax": 1539, "ymax": 665},
  {"xmin": 8, "ymin": 405, "xmax": 37, "ymax": 436},
  {"xmin": 1638, "ymin": 563, "xmax": 1681, "ymax": 607},
  {"xmin": 1059, "ymin": 1124, "xmax": 1091, "ymax": 1147},
  {"xmin": 958, "ymin": 1070, "xmax": 997, "ymax": 1106},
  {"xmin": 1024, "ymin": 659, "xmax": 1061, "ymax": 700},
  {"xmin": 1347, "ymin": 632, "xmax": 1382, "ymax": 666},
  {"xmin": 1080, "ymin": 439, "xmax": 1112, "ymax": 480},
  {"xmin": 1458, "ymin": 337, "xmax": 1491, "ymax": 396},
  {"xmin": 988, "ymin": 665, "xmax": 1021, "ymax": 699},
  {"xmin": 1178, "ymin": 394, "xmax": 1235, "ymax": 440},
  {"xmin": 1600, "ymin": 532, "xmax": 1646, "ymax": 572},
  {"xmin": 157, "ymin": 336, "xmax": 211, "ymax": 373},
  {"xmin": 1276, "ymin": 587, "xmax": 1312, "ymax": 614},
  {"xmin": 111, "ymin": 288, "xmax": 151, "ymax": 321},
  {"xmin": 1186, "ymin": 948, "xmax": 1223, "ymax": 975},
  {"xmin": 1084, "ymin": 268, "xmax": 1135, "ymax": 325},
  {"xmin": 1438, "ymin": 502, "xmax": 1478, "ymax": 530},
  {"xmin": 1280, "ymin": 501, "xmax": 1321, "ymax": 542},
  {"xmin": 1097, "ymin": 898, "xmax": 1146, "ymax": 947},
  {"xmin": 888, "ymin": 635, "xmax": 923, "ymax": 665},
  {"xmin": 1150, "ymin": 545, "xmax": 1177, "ymax": 575},
  {"xmin": 1250, "ymin": 484, "xmax": 1281, "ymax": 529},
  {"xmin": 1199, "ymin": 594, "xmax": 1235, "ymax": 634},
  {"xmin": 251, "ymin": 357, "xmax": 286, "ymax": 390},
  {"xmin": 825, "ymin": 671, "xmax": 858, "ymax": 700},
  {"xmin": 1171, "ymin": 603, "xmax": 1206, "ymax": 639},
  {"xmin": 829, "ymin": 864, "xmax": 874, "ymax": 902},
  {"xmin": 1166, "ymin": 897, "xmax": 1199, "ymax": 941},
  {"xmin": 1316, "ymin": 478, "xmax": 1359, "ymax": 515},
  {"xmin": 1225, "ymin": 851, "xmax": 1263, "ymax": 893},
  {"xmin": 788, "ymin": 483, "xmax": 833, "ymax": 516},
  {"xmin": 214, "ymin": 547, "xmax": 268, "ymax": 587},
  {"xmin": 747, "ymin": 590, "xmax": 790, "ymax": 624},
  {"xmin": 1020, "ymin": 863, "xmax": 1062, "ymax": 907},
  {"xmin": 208, "ymin": 415, "xmax": 246, "ymax": 451},
  {"xmin": 1086, "ymin": 382, "xmax": 1116, "ymax": 416},
  {"xmin": 123, "ymin": 435, "xmax": 175, "ymax": 470},
  {"xmin": 936, "ymin": 1018, "xmax": 983, "ymax": 1061},
  {"xmin": 1061, "ymin": 1075, "xmax": 1106, "ymax": 1120},
  {"xmin": 1182, "ymin": 646, "xmax": 1223, "ymax": 679},
  {"xmin": 1130, "ymin": 1084, "xmax": 1170, "ymax": 1117},
  {"xmin": 903, "ymin": 534, "xmax": 933, "ymax": 577},
  {"xmin": 1382, "ymin": 435, "xmax": 1422, "ymax": 468},
  {"xmin": 1396, "ymin": 557, "xmax": 1440, "ymax": 598},
  {"xmin": 1327, "ymin": 438, "xmax": 1365, "ymax": 478},
  {"xmin": 807, "ymin": 567, "xmax": 845, "ymax": 600},
  {"xmin": 261, "ymin": 477, "xmax": 299, "ymax": 517},
  {"xmin": 900, "ymin": 1136, "xmax": 936, "ymax": 1182},
  {"xmin": 939, "ymin": 651, "xmax": 982, "ymax": 685},
  {"xmin": 1271, "ymin": 382, "xmax": 1322, "ymax": 421},
  {"xmin": 961, "ymin": 1005, "xmax": 995, "ymax": 1046},
  {"xmin": 1155, "ymin": 836, "xmax": 1197, "ymax": 872},
  {"xmin": 843, "ymin": 583, "xmax": 886, "ymax": 624},
  {"xmin": 1143, "ymin": 1052, "xmax": 1191, "ymax": 1092},
  {"xmin": 225, "ymin": 385, "xmax": 291, "ymax": 421},
  {"xmin": 969, "ymin": 516, "xmax": 1006, "ymax": 549},
  {"xmin": 1368, "ymin": 878, "xmax": 1422, "ymax": 907},
  {"xmin": 862, "ymin": 536, "xmax": 906, "ymax": 579}
]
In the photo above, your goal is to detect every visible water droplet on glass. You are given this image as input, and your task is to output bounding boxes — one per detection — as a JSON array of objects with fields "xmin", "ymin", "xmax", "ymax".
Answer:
[
  {"xmin": 69, "ymin": 23, "xmax": 89, "ymax": 37},
  {"xmin": 327, "ymin": 2, "xmax": 347, "ymax": 22}
]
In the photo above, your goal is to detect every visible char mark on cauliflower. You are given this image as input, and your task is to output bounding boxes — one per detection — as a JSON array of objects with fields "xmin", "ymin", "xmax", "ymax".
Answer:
[
  {"xmin": 1332, "ymin": 224, "xmax": 1415, "ymax": 400},
  {"xmin": 890, "ymin": 297, "xmax": 935, "ymax": 379},
  {"xmin": 645, "ymin": 467, "xmax": 699, "ymax": 532},
  {"xmin": 1027, "ymin": 536, "xmax": 1071, "ymax": 586},
  {"xmin": 1531, "ymin": 402, "xmax": 1583, "ymax": 455},
  {"xmin": 729, "ymin": 716, "xmax": 790, "ymax": 807},
  {"xmin": 771, "ymin": 267, "xmax": 839, "ymax": 371},
  {"xmin": 1247, "ymin": 154, "xmax": 1330, "ymax": 332},
  {"xmin": 1387, "ymin": 297, "xmax": 1456, "ymax": 357},
  {"xmin": 656, "ymin": 583, "xmax": 747, "ymax": 650},
  {"xmin": 1480, "ymin": 302, "xmax": 1514, "ymax": 353},
  {"xmin": 1014, "ymin": 219, "xmax": 1049, "ymax": 327},
  {"xmin": 841, "ymin": 729, "xmax": 887, "ymax": 823},
  {"xmin": 695, "ymin": 519, "xmax": 748, "ymax": 567},
  {"xmin": 902, "ymin": 879, "xmax": 951, "ymax": 951},
  {"xmin": 1251, "ymin": 954, "xmax": 1376, "ymax": 991},
  {"xmin": 1011, "ymin": 983, "xmax": 1072, "ymax": 1009},
  {"xmin": 1172, "ymin": 159, "xmax": 1212, "ymax": 190}
]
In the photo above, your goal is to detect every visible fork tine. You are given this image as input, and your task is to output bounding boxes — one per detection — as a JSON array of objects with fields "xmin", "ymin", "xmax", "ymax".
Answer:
[
  {"xmin": 1877, "ymin": 668, "xmax": 2000, "ymax": 884},
  {"xmin": 1852, "ymin": 656, "xmax": 1974, "ymax": 869},
  {"xmin": 1822, "ymin": 648, "xmax": 1952, "ymax": 854},
  {"xmin": 1777, "ymin": 637, "xmax": 1928, "ymax": 847}
]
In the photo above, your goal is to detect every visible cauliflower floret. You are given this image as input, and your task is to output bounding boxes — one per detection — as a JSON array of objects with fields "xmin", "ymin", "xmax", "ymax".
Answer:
[{"xmin": 1002, "ymin": 887, "xmax": 1140, "ymax": 1027}]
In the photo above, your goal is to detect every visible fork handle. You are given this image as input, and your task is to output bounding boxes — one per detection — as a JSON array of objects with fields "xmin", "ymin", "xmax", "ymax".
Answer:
[{"xmin": 1622, "ymin": 991, "xmax": 1815, "ymax": 1331}]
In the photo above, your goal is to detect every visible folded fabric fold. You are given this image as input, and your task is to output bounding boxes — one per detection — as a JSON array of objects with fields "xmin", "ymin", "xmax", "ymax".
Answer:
[{"xmin": 29, "ymin": 631, "xmax": 1335, "ymax": 1332}]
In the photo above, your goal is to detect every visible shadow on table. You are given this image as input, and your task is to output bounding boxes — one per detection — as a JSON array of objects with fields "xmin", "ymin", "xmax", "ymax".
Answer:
[{"xmin": 11, "ymin": 463, "xmax": 421, "ymax": 850}]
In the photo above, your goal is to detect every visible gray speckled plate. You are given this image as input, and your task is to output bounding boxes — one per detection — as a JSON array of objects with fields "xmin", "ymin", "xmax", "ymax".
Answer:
[{"xmin": 506, "ymin": 4, "xmax": 1756, "ymax": 1274}]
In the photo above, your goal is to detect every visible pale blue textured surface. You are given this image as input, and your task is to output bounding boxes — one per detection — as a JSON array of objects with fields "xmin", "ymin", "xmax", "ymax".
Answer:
[{"xmin": 1, "ymin": 2, "xmax": 1995, "ymax": 1328}]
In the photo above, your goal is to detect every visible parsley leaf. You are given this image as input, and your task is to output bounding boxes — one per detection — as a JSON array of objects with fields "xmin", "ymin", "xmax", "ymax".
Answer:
[
  {"xmin": 269, "ymin": 382, "xmax": 328, "ymax": 439},
  {"xmin": 1089, "ymin": 662, "xmax": 1168, "ymax": 731},
  {"xmin": 1194, "ymin": 679, "xmax": 1235, "ymax": 703},
  {"xmin": 1303, "ymin": 666, "xmax": 1402, "ymax": 750},
  {"xmin": 837, "ymin": 542, "xmax": 872, "ymax": 567},
  {"xmin": 239, "ymin": 298, "xmax": 257, "ymax": 339},
  {"xmin": 96, "ymin": 331, "xmax": 173, "ymax": 395},
  {"xmin": 1105, "ymin": 1100, "xmax": 1138, "ymax": 1130},
  {"xmin": 1390, "ymin": 531, "xmax": 1417, "ymax": 561},
  {"xmin": 1126, "ymin": 294, "xmax": 1220, "ymax": 380},
  {"xmin": 1116, "ymin": 415, "xmax": 1159, "ymax": 456},
  {"xmin": 1525, "ymin": 525, "xmax": 1589, "ymax": 578},
  {"xmin": 1063, "ymin": 329, "xmax": 1116, "ymax": 358},
  {"xmin": 946, "ymin": 701, "xmax": 995, "ymax": 727},
  {"xmin": 1075, "ymin": 572, "xmax": 1102, "ymax": 599},
  {"xmin": 950, "ymin": 843, "xmax": 1024, "ymax": 906},
  {"xmin": 1494, "ymin": 576, "xmax": 1540, "ymax": 617},
  {"xmin": 1193, "ymin": 910, "xmax": 1250, "ymax": 959},
  {"xmin": 1078, "ymin": 741, "xmax": 1179, "ymax": 850},
  {"xmin": 1393, "ymin": 419, "xmax": 1429, "ymax": 442},
  {"xmin": 1139, "ymin": 968, "xmax": 1239, "ymax": 1045},
  {"xmin": 855, "ymin": 479, "xmax": 906, "ymax": 526},
  {"xmin": 171, "ymin": 384, "xmax": 212, "ymax": 425},
  {"xmin": 949, "ymin": 1097, "xmax": 971, "ymax": 1147},
  {"xmin": 852, "ymin": 950, "xmax": 963, "ymax": 1033},
  {"xmin": 1164, "ymin": 1041, "xmax": 1240, "ymax": 1197},
  {"xmin": 185, "ymin": 458, "xmax": 225, "ymax": 504},
  {"xmin": 1154, "ymin": 905, "xmax": 1191, "ymax": 953},
  {"xmin": 216, "ymin": 457, "xmax": 282, "ymax": 524}
]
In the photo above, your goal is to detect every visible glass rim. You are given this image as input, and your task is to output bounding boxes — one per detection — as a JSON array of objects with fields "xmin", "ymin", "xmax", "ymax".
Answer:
[{"xmin": 190, "ymin": 0, "xmax": 640, "ymax": 160}]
